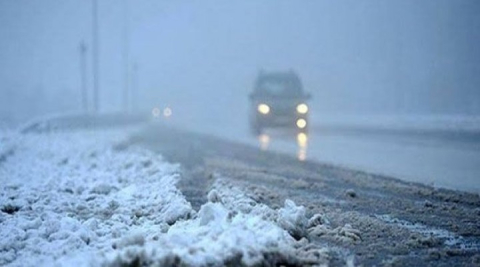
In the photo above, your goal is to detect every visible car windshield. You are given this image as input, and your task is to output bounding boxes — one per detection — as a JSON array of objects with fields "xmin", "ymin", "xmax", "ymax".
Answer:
[
  {"xmin": 255, "ymin": 73, "xmax": 303, "ymax": 96},
  {"xmin": 261, "ymin": 81, "xmax": 289, "ymax": 95}
]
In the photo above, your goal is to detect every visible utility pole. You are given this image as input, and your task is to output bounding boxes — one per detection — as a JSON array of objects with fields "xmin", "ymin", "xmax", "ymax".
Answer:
[
  {"xmin": 122, "ymin": 0, "xmax": 130, "ymax": 113},
  {"xmin": 92, "ymin": 0, "xmax": 100, "ymax": 113},
  {"xmin": 131, "ymin": 63, "xmax": 139, "ymax": 113},
  {"xmin": 79, "ymin": 41, "xmax": 88, "ymax": 112}
]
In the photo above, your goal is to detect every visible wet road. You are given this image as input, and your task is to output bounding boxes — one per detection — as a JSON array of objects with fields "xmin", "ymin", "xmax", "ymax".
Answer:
[
  {"xmin": 258, "ymin": 126, "xmax": 480, "ymax": 194},
  {"xmin": 166, "ymin": 119, "xmax": 480, "ymax": 194},
  {"xmin": 131, "ymin": 122, "xmax": 480, "ymax": 266}
]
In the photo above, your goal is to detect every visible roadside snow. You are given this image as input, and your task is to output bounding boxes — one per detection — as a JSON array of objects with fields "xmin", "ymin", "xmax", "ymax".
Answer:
[
  {"xmin": 104, "ymin": 179, "xmax": 331, "ymax": 266},
  {"xmin": 0, "ymin": 129, "xmax": 192, "ymax": 266},
  {"xmin": 0, "ymin": 129, "xmax": 335, "ymax": 266}
]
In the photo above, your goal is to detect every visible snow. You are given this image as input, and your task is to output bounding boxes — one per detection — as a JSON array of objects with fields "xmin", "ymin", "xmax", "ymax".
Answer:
[
  {"xmin": 105, "ymin": 179, "xmax": 332, "ymax": 266},
  {"xmin": 0, "ymin": 128, "xmax": 336, "ymax": 266},
  {"xmin": 375, "ymin": 214, "xmax": 480, "ymax": 251},
  {"xmin": 277, "ymin": 199, "xmax": 308, "ymax": 240},
  {"xmin": 0, "ymin": 129, "xmax": 193, "ymax": 266}
]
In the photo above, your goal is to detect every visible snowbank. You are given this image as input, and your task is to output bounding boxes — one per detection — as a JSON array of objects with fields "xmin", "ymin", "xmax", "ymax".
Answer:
[
  {"xmin": 0, "ymin": 129, "xmax": 341, "ymax": 266},
  {"xmin": 104, "ymin": 179, "xmax": 331, "ymax": 266},
  {"xmin": 0, "ymin": 129, "xmax": 192, "ymax": 266}
]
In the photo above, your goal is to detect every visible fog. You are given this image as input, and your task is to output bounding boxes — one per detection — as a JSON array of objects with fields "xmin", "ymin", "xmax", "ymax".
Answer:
[{"xmin": 1, "ymin": 0, "xmax": 480, "ymax": 127}]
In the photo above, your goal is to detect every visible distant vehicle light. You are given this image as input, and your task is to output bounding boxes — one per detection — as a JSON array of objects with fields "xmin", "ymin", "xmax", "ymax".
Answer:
[
  {"xmin": 257, "ymin": 104, "xmax": 270, "ymax": 114},
  {"xmin": 296, "ymin": 118, "xmax": 307, "ymax": 129},
  {"xmin": 296, "ymin": 103, "xmax": 308, "ymax": 114},
  {"xmin": 152, "ymin": 107, "xmax": 161, "ymax": 117},
  {"xmin": 163, "ymin": 107, "xmax": 172, "ymax": 117}
]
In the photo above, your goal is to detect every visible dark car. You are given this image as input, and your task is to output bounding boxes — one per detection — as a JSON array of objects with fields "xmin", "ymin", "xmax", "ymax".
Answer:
[{"xmin": 249, "ymin": 70, "xmax": 311, "ymax": 134}]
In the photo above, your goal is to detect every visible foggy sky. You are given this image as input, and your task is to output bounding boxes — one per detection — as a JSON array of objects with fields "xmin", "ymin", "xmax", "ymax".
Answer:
[{"xmin": 1, "ymin": 0, "xmax": 479, "ymax": 125}]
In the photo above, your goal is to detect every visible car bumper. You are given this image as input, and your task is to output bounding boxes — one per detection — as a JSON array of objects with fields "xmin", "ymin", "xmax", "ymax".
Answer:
[{"xmin": 254, "ymin": 114, "xmax": 308, "ymax": 128}]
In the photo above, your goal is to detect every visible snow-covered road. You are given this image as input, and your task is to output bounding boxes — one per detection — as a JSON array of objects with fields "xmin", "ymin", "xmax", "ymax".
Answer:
[
  {"xmin": 134, "ymin": 123, "xmax": 480, "ymax": 266},
  {"xmin": 0, "ymin": 128, "xmax": 336, "ymax": 266},
  {"xmin": 1, "ymin": 120, "xmax": 479, "ymax": 266}
]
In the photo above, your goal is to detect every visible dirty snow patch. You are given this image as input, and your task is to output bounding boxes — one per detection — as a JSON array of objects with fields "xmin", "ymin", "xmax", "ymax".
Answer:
[{"xmin": 375, "ymin": 214, "xmax": 480, "ymax": 251}]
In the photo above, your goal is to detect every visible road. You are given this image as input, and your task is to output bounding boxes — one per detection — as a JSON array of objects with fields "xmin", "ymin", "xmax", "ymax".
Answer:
[
  {"xmin": 131, "ymin": 123, "xmax": 480, "ymax": 266},
  {"xmin": 258, "ymin": 126, "xmax": 480, "ymax": 194},
  {"xmin": 166, "ymin": 117, "xmax": 480, "ymax": 194}
]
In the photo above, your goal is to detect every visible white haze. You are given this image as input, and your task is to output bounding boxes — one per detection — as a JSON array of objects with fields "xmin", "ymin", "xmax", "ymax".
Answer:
[{"xmin": 1, "ymin": 0, "xmax": 479, "ymax": 128}]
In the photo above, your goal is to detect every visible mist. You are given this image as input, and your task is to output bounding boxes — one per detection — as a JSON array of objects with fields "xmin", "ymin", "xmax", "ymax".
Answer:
[
  {"xmin": 1, "ymin": 0, "xmax": 480, "ymax": 128},
  {"xmin": 2, "ymin": 2, "xmax": 480, "ymax": 264}
]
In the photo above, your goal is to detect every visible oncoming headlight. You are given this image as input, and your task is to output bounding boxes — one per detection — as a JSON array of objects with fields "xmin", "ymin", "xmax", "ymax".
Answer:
[
  {"xmin": 296, "ymin": 118, "xmax": 307, "ymax": 129},
  {"xmin": 257, "ymin": 103, "xmax": 270, "ymax": 114},
  {"xmin": 163, "ymin": 107, "xmax": 172, "ymax": 117},
  {"xmin": 296, "ymin": 103, "xmax": 308, "ymax": 114}
]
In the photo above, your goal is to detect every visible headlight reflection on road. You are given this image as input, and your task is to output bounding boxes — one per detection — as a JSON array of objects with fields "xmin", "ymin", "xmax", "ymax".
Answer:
[
  {"xmin": 297, "ymin": 132, "xmax": 308, "ymax": 161},
  {"xmin": 258, "ymin": 133, "xmax": 270, "ymax": 151},
  {"xmin": 257, "ymin": 132, "xmax": 307, "ymax": 161}
]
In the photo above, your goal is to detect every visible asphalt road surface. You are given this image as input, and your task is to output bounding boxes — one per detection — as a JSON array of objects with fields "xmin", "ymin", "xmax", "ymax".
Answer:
[
  {"xmin": 166, "ymin": 118, "xmax": 480, "ymax": 194},
  {"xmin": 264, "ymin": 125, "xmax": 480, "ymax": 194},
  {"xmin": 131, "ymin": 123, "xmax": 480, "ymax": 266}
]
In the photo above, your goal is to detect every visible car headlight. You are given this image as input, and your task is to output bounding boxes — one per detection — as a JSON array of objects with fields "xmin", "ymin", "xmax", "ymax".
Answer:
[
  {"xmin": 257, "ymin": 103, "xmax": 270, "ymax": 114},
  {"xmin": 296, "ymin": 103, "xmax": 308, "ymax": 114},
  {"xmin": 163, "ymin": 107, "xmax": 172, "ymax": 117},
  {"xmin": 296, "ymin": 118, "xmax": 307, "ymax": 129}
]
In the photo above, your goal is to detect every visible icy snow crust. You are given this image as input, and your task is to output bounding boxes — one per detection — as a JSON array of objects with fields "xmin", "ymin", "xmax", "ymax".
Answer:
[{"xmin": 0, "ymin": 129, "xmax": 331, "ymax": 266}]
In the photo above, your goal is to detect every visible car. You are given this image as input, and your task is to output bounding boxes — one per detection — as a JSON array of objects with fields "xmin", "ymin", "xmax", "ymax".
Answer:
[{"xmin": 249, "ymin": 70, "xmax": 311, "ymax": 134}]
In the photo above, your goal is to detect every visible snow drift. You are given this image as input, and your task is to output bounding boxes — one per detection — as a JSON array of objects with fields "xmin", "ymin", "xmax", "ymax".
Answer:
[{"xmin": 0, "ymin": 128, "xmax": 335, "ymax": 266}]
